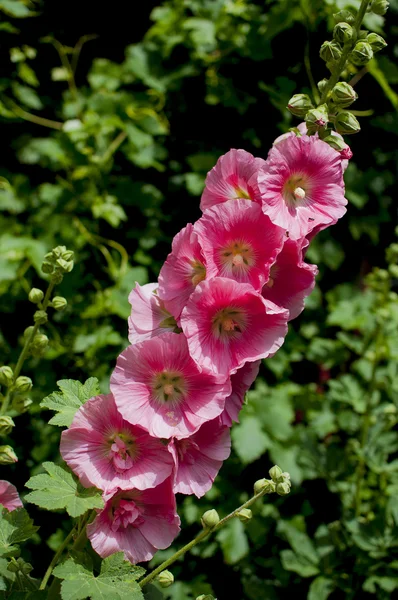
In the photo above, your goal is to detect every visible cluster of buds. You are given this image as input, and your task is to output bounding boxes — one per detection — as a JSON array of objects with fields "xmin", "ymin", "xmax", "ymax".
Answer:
[
  {"xmin": 287, "ymin": 4, "xmax": 388, "ymax": 144},
  {"xmin": 41, "ymin": 245, "xmax": 74, "ymax": 284},
  {"xmin": 254, "ymin": 465, "xmax": 291, "ymax": 497}
]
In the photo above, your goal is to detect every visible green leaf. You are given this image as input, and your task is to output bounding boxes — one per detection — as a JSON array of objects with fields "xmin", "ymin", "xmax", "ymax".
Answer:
[
  {"xmin": 53, "ymin": 553, "xmax": 145, "ymax": 600},
  {"xmin": 308, "ymin": 576, "xmax": 334, "ymax": 600},
  {"xmin": 40, "ymin": 378, "xmax": 100, "ymax": 427},
  {"xmin": 217, "ymin": 518, "xmax": 249, "ymax": 565},
  {"xmin": 328, "ymin": 375, "xmax": 366, "ymax": 414},
  {"xmin": 0, "ymin": 507, "xmax": 39, "ymax": 558},
  {"xmin": 278, "ymin": 520, "xmax": 319, "ymax": 565},
  {"xmin": 12, "ymin": 82, "xmax": 43, "ymax": 110},
  {"xmin": 0, "ymin": 0, "xmax": 32, "ymax": 17},
  {"xmin": 25, "ymin": 462, "xmax": 103, "ymax": 517},
  {"xmin": 280, "ymin": 550, "xmax": 319, "ymax": 578},
  {"xmin": 231, "ymin": 416, "xmax": 270, "ymax": 464}
]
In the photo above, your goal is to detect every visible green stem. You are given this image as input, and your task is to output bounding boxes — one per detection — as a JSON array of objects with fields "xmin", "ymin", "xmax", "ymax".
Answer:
[
  {"xmin": 39, "ymin": 525, "xmax": 77, "ymax": 590},
  {"xmin": 139, "ymin": 485, "xmax": 275, "ymax": 589},
  {"xmin": 319, "ymin": 0, "xmax": 372, "ymax": 105},
  {"xmin": 1, "ymin": 96, "xmax": 64, "ymax": 130},
  {"xmin": 100, "ymin": 130, "xmax": 128, "ymax": 164},
  {"xmin": 0, "ymin": 280, "xmax": 55, "ymax": 416}
]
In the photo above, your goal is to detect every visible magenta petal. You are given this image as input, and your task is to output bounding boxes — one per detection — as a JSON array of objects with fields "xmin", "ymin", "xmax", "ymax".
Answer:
[{"xmin": 0, "ymin": 480, "xmax": 22, "ymax": 511}]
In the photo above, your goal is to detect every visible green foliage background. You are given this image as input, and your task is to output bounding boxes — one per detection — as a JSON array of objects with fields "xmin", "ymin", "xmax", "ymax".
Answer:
[{"xmin": 1, "ymin": 0, "xmax": 398, "ymax": 598}]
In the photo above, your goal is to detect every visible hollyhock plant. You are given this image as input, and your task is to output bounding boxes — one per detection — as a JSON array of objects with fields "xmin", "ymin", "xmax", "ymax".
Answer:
[
  {"xmin": 200, "ymin": 148, "xmax": 266, "ymax": 212},
  {"xmin": 221, "ymin": 360, "xmax": 261, "ymax": 427},
  {"xmin": 60, "ymin": 394, "xmax": 174, "ymax": 493},
  {"xmin": 262, "ymin": 238, "xmax": 318, "ymax": 321},
  {"xmin": 168, "ymin": 418, "xmax": 231, "ymax": 498},
  {"xmin": 258, "ymin": 134, "xmax": 347, "ymax": 240},
  {"xmin": 181, "ymin": 277, "xmax": 288, "ymax": 376},
  {"xmin": 194, "ymin": 199, "xmax": 285, "ymax": 291},
  {"xmin": 110, "ymin": 332, "xmax": 231, "ymax": 439},
  {"xmin": 0, "ymin": 480, "xmax": 23, "ymax": 511},
  {"xmin": 128, "ymin": 282, "xmax": 178, "ymax": 345},
  {"xmin": 158, "ymin": 224, "xmax": 207, "ymax": 320},
  {"xmin": 87, "ymin": 479, "xmax": 180, "ymax": 564}
]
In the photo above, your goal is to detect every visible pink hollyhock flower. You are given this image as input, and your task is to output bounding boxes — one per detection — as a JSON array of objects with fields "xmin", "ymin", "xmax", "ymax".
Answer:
[
  {"xmin": 168, "ymin": 418, "xmax": 231, "ymax": 498},
  {"xmin": 110, "ymin": 332, "xmax": 231, "ymax": 439},
  {"xmin": 128, "ymin": 283, "xmax": 178, "ymax": 345},
  {"xmin": 221, "ymin": 360, "xmax": 261, "ymax": 427},
  {"xmin": 87, "ymin": 479, "xmax": 180, "ymax": 564},
  {"xmin": 200, "ymin": 149, "xmax": 266, "ymax": 212},
  {"xmin": 262, "ymin": 239, "xmax": 318, "ymax": 321},
  {"xmin": 158, "ymin": 224, "xmax": 207, "ymax": 320},
  {"xmin": 258, "ymin": 134, "xmax": 347, "ymax": 240},
  {"xmin": 180, "ymin": 277, "xmax": 288, "ymax": 376},
  {"xmin": 194, "ymin": 199, "xmax": 285, "ymax": 292},
  {"xmin": 0, "ymin": 480, "xmax": 22, "ymax": 511},
  {"xmin": 60, "ymin": 394, "xmax": 174, "ymax": 493}
]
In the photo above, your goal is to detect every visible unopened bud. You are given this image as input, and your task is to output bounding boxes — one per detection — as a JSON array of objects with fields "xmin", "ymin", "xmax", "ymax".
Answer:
[
  {"xmin": 320, "ymin": 40, "xmax": 342, "ymax": 63},
  {"xmin": 21, "ymin": 561, "xmax": 33, "ymax": 575},
  {"xmin": 388, "ymin": 264, "xmax": 398, "ymax": 278},
  {"xmin": 237, "ymin": 508, "xmax": 252, "ymax": 523},
  {"xmin": 305, "ymin": 104, "xmax": 328, "ymax": 134},
  {"xmin": 254, "ymin": 478, "xmax": 275, "ymax": 495},
  {"xmin": 24, "ymin": 326, "xmax": 35, "ymax": 340},
  {"xmin": 287, "ymin": 94, "xmax": 314, "ymax": 117},
  {"xmin": 158, "ymin": 570, "xmax": 174, "ymax": 588},
  {"xmin": 34, "ymin": 310, "xmax": 48, "ymax": 325},
  {"xmin": 333, "ymin": 22, "xmax": 353, "ymax": 44},
  {"xmin": 201, "ymin": 509, "xmax": 220, "ymax": 529},
  {"xmin": 12, "ymin": 396, "xmax": 33, "ymax": 414},
  {"xmin": 333, "ymin": 10, "xmax": 355, "ymax": 24},
  {"xmin": 276, "ymin": 481, "xmax": 291, "ymax": 496},
  {"xmin": 51, "ymin": 271, "xmax": 64, "ymax": 284},
  {"xmin": 52, "ymin": 245, "xmax": 66, "ymax": 258},
  {"xmin": 7, "ymin": 560, "xmax": 19, "ymax": 573},
  {"xmin": 0, "ymin": 445, "xmax": 18, "ymax": 464},
  {"xmin": 367, "ymin": 32, "xmax": 387, "ymax": 53},
  {"xmin": 55, "ymin": 258, "xmax": 74, "ymax": 273},
  {"xmin": 269, "ymin": 465, "xmax": 284, "ymax": 483},
  {"xmin": 28, "ymin": 288, "xmax": 44, "ymax": 304},
  {"xmin": 371, "ymin": 0, "xmax": 389, "ymax": 15},
  {"xmin": 331, "ymin": 82, "xmax": 358, "ymax": 108},
  {"xmin": 41, "ymin": 260, "xmax": 54, "ymax": 274},
  {"xmin": 196, "ymin": 596, "xmax": 216, "ymax": 600},
  {"xmin": 31, "ymin": 334, "xmax": 49, "ymax": 355},
  {"xmin": 0, "ymin": 416, "xmax": 15, "ymax": 436},
  {"xmin": 350, "ymin": 41, "xmax": 373, "ymax": 66},
  {"xmin": 323, "ymin": 135, "xmax": 347, "ymax": 152},
  {"xmin": 52, "ymin": 296, "xmax": 67, "ymax": 311},
  {"xmin": 317, "ymin": 78, "xmax": 329, "ymax": 94},
  {"xmin": 61, "ymin": 250, "xmax": 74, "ymax": 262},
  {"xmin": 14, "ymin": 376, "xmax": 33, "ymax": 393},
  {"xmin": 386, "ymin": 243, "xmax": 398, "ymax": 263},
  {"xmin": 0, "ymin": 366, "xmax": 14, "ymax": 387},
  {"xmin": 334, "ymin": 111, "xmax": 361, "ymax": 135}
]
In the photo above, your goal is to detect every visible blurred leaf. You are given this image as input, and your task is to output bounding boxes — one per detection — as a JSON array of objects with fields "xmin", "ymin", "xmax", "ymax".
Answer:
[{"xmin": 217, "ymin": 518, "xmax": 249, "ymax": 565}]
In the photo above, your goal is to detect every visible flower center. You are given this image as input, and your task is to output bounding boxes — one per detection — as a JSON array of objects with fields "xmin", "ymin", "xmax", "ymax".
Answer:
[
  {"xmin": 111, "ymin": 498, "xmax": 144, "ymax": 532},
  {"xmin": 220, "ymin": 240, "xmax": 255, "ymax": 274},
  {"xmin": 152, "ymin": 371, "xmax": 186, "ymax": 404},
  {"xmin": 211, "ymin": 307, "xmax": 247, "ymax": 341},
  {"xmin": 108, "ymin": 432, "xmax": 138, "ymax": 473},
  {"xmin": 233, "ymin": 185, "xmax": 252, "ymax": 200},
  {"xmin": 175, "ymin": 438, "xmax": 199, "ymax": 464},
  {"xmin": 283, "ymin": 174, "xmax": 309, "ymax": 208},
  {"xmin": 189, "ymin": 259, "xmax": 206, "ymax": 287}
]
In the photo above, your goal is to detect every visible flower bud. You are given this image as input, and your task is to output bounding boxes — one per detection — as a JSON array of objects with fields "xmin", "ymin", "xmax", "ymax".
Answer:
[
  {"xmin": 7, "ymin": 560, "xmax": 19, "ymax": 573},
  {"xmin": 371, "ymin": 0, "xmax": 389, "ymax": 16},
  {"xmin": 276, "ymin": 481, "xmax": 291, "ymax": 496},
  {"xmin": 15, "ymin": 376, "xmax": 33, "ymax": 393},
  {"xmin": 287, "ymin": 94, "xmax": 314, "ymax": 117},
  {"xmin": 0, "ymin": 416, "xmax": 15, "ymax": 437},
  {"xmin": 31, "ymin": 334, "xmax": 49, "ymax": 356},
  {"xmin": 52, "ymin": 245, "xmax": 66, "ymax": 258},
  {"xmin": 196, "ymin": 596, "xmax": 216, "ymax": 600},
  {"xmin": 201, "ymin": 509, "xmax": 220, "ymax": 529},
  {"xmin": 0, "ymin": 445, "xmax": 18, "ymax": 464},
  {"xmin": 305, "ymin": 104, "xmax": 329, "ymax": 134},
  {"xmin": 21, "ymin": 561, "xmax": 33, "ymax": 575},
  {"xmin": 0, "ymin": 366, "xmax": 14, "ymax": 387},
  {"xmin": 55, "ymin": 258, "xmax": 74, "ymax": 273},
  {"xmin": 367, "ymin": 32, "xmax": 387, "ymax": 53},
  {"xmin": 331, "ymin": 82, "xmax": 358, "ymax": 107},
  {"xmin": 254, "ymin": 478, "xmax": 275, "ymax": 495},
  {"xmin": 237, "ymin": 508, "xmax": 252, "ymax": 523},
  {"xmin": 320, "ymin": 40, "xmax": 342, "ymax": 63},
  {"xmin": 386, "ymin": 243, "xmax": 398, "ymax": 263},
  {"xmin": 41, "ymin": 261, "xmax": 54, "ymax": 274},
  {"xmin": 333, "ymin": 22, "xmax": 353, "ymax": 44},
  {"xmin": 350, "ymin": 41, "xmax": 373, "ymax": 66},
  {"xmin": 389, "ymin": 264, "xmax": 398, "ymax": 278},
  {"xmin": 24, "ymin": 326, "xmax": 35, "ymax": 340},
  {"xmin": 34, "ymin": 310, "xmax": 48, "ymax": 325},
  {"xmin": 323, "ymin": 135, "xmax": 347, "ymax": 152},
  {"xmin": 12, "ymin": 396, "xmax": 33, "ymax": 414},
  {"xmin": 28, "ymin": 288, "xmax": 44, "ymax": 304},
  {"xmin": 334, "ymin": 111, "xmax": 361, "ymax": 135},
  {"xmin": 61, "ymin": 249, "xmax": 74, "ymax": 262},
  {"xmin": 51, "ymin": 271, "xmax": 64, "ymax": 284},
  {"xmin": 158, "ymin": 570, "xmax": 174, "ymax": 588},
  {"xmin": 333, "ymin": 10, "xmax": 355, "ymax": 24},
  {"xmin": 52, "ymin": 296, "xmax": 67, "ymax": 311},
  {"xmin": 358, "ymin": 30, "xmax": 369, "ymax": 40},
  {"xmin": 269, "ymin": 465, "xmax": 284, "ymax": 483},
  {"xmin": 317, "ymin": 78, "xmax": 329, "ymax": 94}
]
